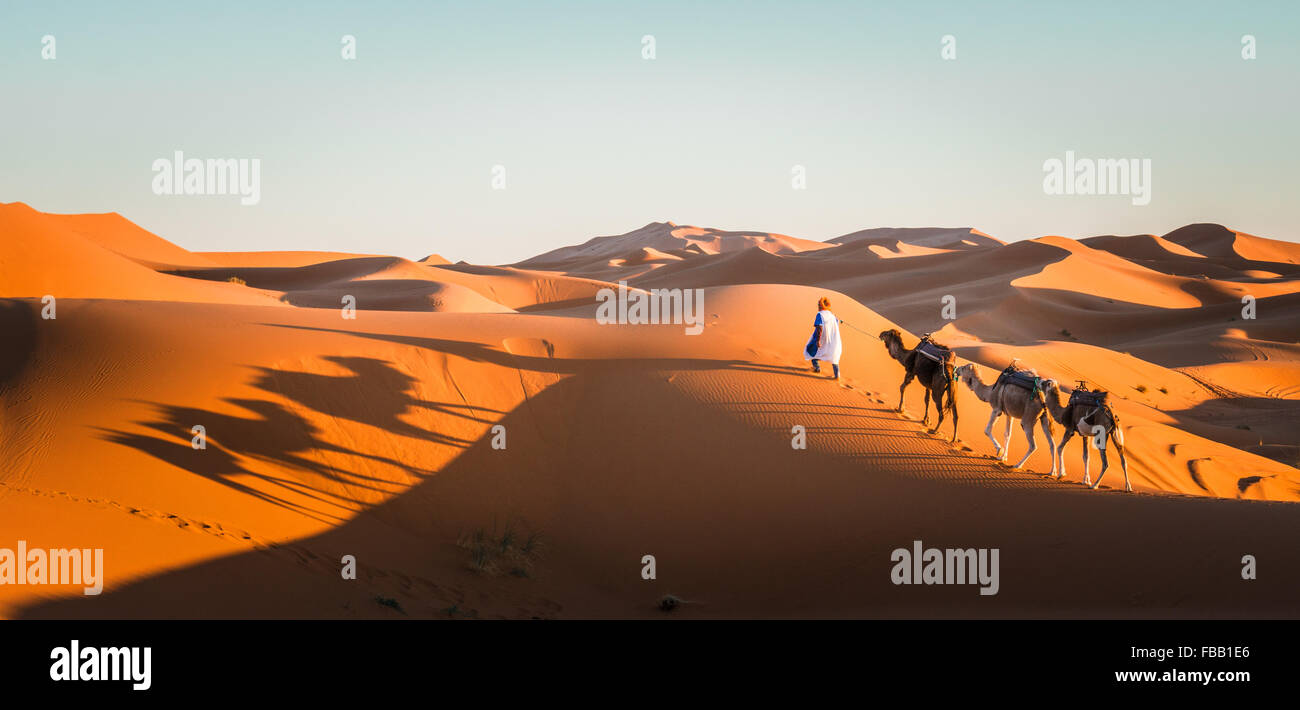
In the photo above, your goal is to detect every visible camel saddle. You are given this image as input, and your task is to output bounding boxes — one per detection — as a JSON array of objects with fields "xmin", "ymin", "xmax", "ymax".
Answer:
[
  {"xmin": 1068, "ymin": 388, "xmax": 1109, "ymax": 409},
  {"xmin": 997, "ymin": 366, "xmax": 1042, "ymax": 395},
  {"xmin": 915, "ymin": 340, "xmax": 951, "ymax": 364}
]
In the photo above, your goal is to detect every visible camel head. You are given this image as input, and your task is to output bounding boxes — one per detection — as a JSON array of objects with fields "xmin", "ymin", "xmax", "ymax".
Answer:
[
  {"xmin": 953, "ymin": 363, "xmax": 975, "ymax": 385},
  {"xmin": 879, "ymin": 329, "xmax": 906, "ymax": 360},
  {"xmin": 873, "ymin": 327, "xmax": 904, "ymax": 348}
]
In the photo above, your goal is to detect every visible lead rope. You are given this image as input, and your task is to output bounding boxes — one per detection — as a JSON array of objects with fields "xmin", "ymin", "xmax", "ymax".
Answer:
[
  {"xmin": 838, "ymin": 319, "xmax": 882, "ymax": 341},
  {"xmin": 841, "ymin": 321, "xmax": 956, "ymax": 384}
]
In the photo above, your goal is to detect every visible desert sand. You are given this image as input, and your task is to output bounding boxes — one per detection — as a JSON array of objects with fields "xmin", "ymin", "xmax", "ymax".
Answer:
[{"xmin": 2, "ymin": 203, "xmax": 1298, "ymax": 619}]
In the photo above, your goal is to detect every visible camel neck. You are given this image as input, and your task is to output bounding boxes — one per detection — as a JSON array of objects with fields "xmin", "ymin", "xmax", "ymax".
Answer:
[{"xmin": 967, "ymin": 372, "xmax": 995, "ymax": 402}]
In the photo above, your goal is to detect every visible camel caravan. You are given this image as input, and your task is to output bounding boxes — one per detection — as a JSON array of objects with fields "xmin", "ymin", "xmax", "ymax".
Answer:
[{"xmin": 880, "ymin": 329, "xmax": 1131, "ymax": 492}]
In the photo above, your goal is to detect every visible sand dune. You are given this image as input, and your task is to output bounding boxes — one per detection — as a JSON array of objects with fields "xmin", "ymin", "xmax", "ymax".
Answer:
[
  {"xmin": 1081, "ymin": 232, "xmax": 1204, "ymax": 261},
  {"xmin": 829, "ymin": 227, "xmax": 1004, "ymax": 253},
  {"xmin": 610, "ymin": 246, "xmax": 684, "ymax": 267},
  {"xmin": 42, "ymin": 209, "xmax": 219, "ymax": 269},
  {"xmin": 2, "ymin": 206, "xmax": 1298, "ymax": 619},
  {"xmin": 422, "ymin": 264, "xmax": 616, "ymax": 311},
  {"xmin": 198, "ymin": 251, "xmax": 390, "ymax": 268},
  {"xmin": 516, "ymin": 221, "xmax": 833, "ymax": 273},
  {"xmin": 0, "ymin": 203, "xmax": 280, "ymax": 306},
  {"xmin": 1084, "ymin": 226, "xmax": 1300, "ymax": 284},
  {"xmin": 1162, "ymin": 223, "xmax": 1300, "ymax": 264},
  {"xmin": 162, "ymin": 257, "xmax": 514, "ymax": 313}
]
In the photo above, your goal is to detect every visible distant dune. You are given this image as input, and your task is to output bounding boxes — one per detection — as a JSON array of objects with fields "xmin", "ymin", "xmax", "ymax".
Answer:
[
  {"xmin": 515, "ymin": 221, "xmax": 835, "ymax": 279},
  {"xmin": 2, "ymin": 205, "xmax": 1298, "ymax": 620},
  {"xmin": 828, "ymin": 226, "xmax": 1004, "ymax": 255}
]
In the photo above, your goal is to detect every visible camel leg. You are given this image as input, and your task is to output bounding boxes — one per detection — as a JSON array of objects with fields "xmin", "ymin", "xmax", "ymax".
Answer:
[
  {"xmin": 897, "ymin": 373, "xmax": 915, "ymax": 413},
  {"xmin": 922, "ymin": 386, "xmax": 933, "ymax": 429},
  {"xmin": 984, "ymin": 409, "xmax": 1002, "ymax": 458},
  {"xmin": 931, "ymin": 382, "xmax": 951, "ymax": 436},
  {"xmin": 1111, "ymin": 427, "xmax": 1132, "ymax": 492},
  {"xmin": 1040, "ymin": 414, "xmax": 1058, "ymax": 477},
  {"xmin": 1000, "ymin": 414, "xmax": 1013, "ymax": 462},
  {"xmin": 947, "ymin": 384, "xmax": 958, "ymax": 443},
  {"xmin": 1057, "ymin": 428, "xmax": 1074, "ymax": 480},
  {"xmin": 1091, "ymin": 441, "xmax": 1110, "ymax": 489},
  {"xmin": 1081, "ymin": 436, "xmax": 1092, "ymax": 487},
  {"xmin": 1013, "ymin": 416, "xmax": 1037, "ymax": 469}
]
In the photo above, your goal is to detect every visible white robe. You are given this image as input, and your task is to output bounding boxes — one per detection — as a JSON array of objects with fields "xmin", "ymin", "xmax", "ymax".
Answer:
[{"xmin": 803, "ymin": 310, "xmax": 842, "ymax": 365}]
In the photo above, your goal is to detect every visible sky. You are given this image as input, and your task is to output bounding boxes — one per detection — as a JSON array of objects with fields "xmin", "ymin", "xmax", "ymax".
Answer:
[{"xmin": 2, "ymin": 0, "xmax": 1297, "ymax": 264}]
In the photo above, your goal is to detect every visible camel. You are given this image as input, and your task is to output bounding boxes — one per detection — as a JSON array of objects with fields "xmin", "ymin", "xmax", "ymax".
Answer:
[
  {"xmin": 879, "ymin": 329, "xmax": 958, "ymax": 442},
  {"xmin": 954, "ymin": 363, "xmax": 1057, "ymax": 474},
  {"xmin": 1042, "ymin": 380, "xmax": 1131, "ymax": 491}
]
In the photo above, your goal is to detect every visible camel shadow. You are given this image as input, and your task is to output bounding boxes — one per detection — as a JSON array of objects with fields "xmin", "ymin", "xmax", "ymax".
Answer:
[
  {"xmin": 22, "ymin": 346, "xmax": 1300, "ymax": 620},
  {"xmin": 96, "ymin": 356, "xmax": 487, "ymax": 523},
  {"xmin": 251, "ymin": 355, "xmax": 496, "ymax": 446},
  {"xmin": 0, "ymin": 299, "xmax": 39, "ymax": 390},
  {"xmin": 259, "ymin": 323, "xmax": 811, "ymax": 379},
  {"xmin": 31, "ymin": 362, "xmax": 931, "ymax": 618}
]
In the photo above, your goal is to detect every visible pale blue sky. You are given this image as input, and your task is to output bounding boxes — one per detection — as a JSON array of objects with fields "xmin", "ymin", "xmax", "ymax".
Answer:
[{"xmin": 2, "ymin": 0, "xmax": 1296, "ymax": 263}]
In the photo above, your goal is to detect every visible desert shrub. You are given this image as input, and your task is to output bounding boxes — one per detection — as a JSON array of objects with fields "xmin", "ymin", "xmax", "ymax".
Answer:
[
  {"xmin": 457, "ymin": 519, "xmax": 542, "ymax": 577},
  {"xmin": 375, "ymin": 596, "xmax": 404, "ymax": 614}
]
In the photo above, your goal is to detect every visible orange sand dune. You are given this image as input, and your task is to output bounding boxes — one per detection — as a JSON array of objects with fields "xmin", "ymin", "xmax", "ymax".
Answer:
[
  {"xmin": 1083, "ymin": 227, "xmax": 1300, "ymax": 284},
  {"xmin": 41, "ymin": 209, "xmax": 220, "ymax": 269},
  {"xmin": 416, "ymin": 263, "xmax": 618, "ymax": 311},
  {"xmin": 2, "ymin": 208, "xmax": 1299, "ymax": 620},
  {"xmin": 197, "ymin": 250, "xmax": 391, "ymax": 268},
  {"xmin": 161, "ymin": 256, "xmax": 513, "ymax": 313},
  {"xmin": 516, "ymin": 221, "xmax": 833, "ymax": 273},
  {"xmin": 1082, "ymin": 232, "xmax": 1204, "ymax": 261},
  {"xmin": 0, "ymin": 203, "xmax": 280, "ymax": 306},
  {"xmin": 1015, "ymin": 235, "xmax": 1216, "ymax": 308},
  {"xmin": 1162, "ymin": 223, "xmax": 1300, "ymax": 264},
  {"xmin": 611, "ymin": 246, "xmax": 684, "ymax": 267}
]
